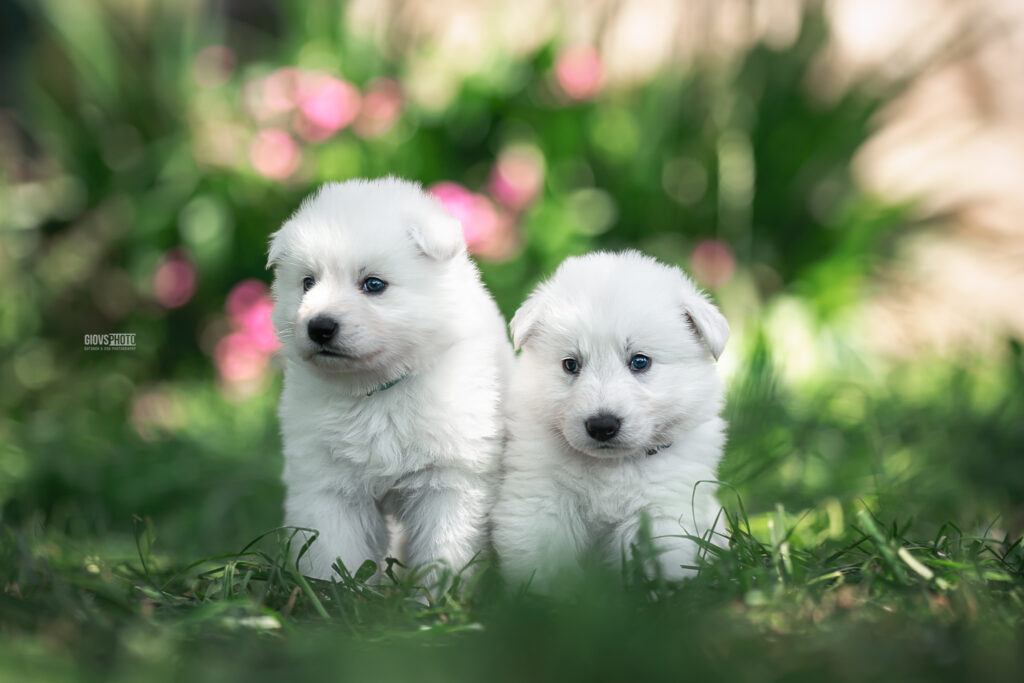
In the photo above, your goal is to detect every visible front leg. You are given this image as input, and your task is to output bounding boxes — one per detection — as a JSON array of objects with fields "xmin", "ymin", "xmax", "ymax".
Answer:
[
  {"xmin": 645, "ymin": 514, "xmax": 701, "ymax": 581},
  {"xmin": 492, "ymin": 473, "xmax": 588, "ymax": 594},
  {"xmin": 395, "ymin": 470, "xmax": 491, "ymax": 591},
  {"xmin": 284, "ymin": 488, "xmax": 388, "ymax": 581},
  {"xmin": 631, "ymin": 505, "xmax": 725, "ymax": 582}
]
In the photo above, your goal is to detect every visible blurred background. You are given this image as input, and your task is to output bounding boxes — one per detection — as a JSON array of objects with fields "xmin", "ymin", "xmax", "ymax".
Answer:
[{"xmin": 1, "ymin": 0, "xmax": 1023, "ymax": 564}]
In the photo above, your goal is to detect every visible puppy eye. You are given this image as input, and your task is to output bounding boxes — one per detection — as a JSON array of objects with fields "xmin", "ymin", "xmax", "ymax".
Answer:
[
  {"xmin": 562, "ymin": 358, "xmax": 580, "ymax": 375},
  {"xmin": 302, "ymin": 276, "xmax": 316, "ymax": 292},
  {"xmin": 361, "ymin": 276, "xmax": 388, "ymax": 294},
  {"xmin": 629, "ymin": 354, "xmax": 651, "ymax": 373}
]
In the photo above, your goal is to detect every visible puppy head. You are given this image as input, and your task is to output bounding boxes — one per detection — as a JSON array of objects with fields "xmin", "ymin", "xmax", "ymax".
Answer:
[
  {"xmin": 511, "ymin": 250, "xmax": 728, "ymax": 459},
  {"xmin": 268, "ymin": 177, "xmax": 467, "ymax": 379}
]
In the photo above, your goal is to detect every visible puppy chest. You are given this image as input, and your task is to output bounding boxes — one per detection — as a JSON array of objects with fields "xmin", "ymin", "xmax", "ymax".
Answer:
[
  {"xmin": 315, "ymin": 402, "xmax": 454, "ymax": 464},
  {"xmin": 563, "ymin": 463, "xmax": 650, "ymax": 525},
  {"xmin": 583, "ymin": 491, "xmax": 645, "ymax": 528}
]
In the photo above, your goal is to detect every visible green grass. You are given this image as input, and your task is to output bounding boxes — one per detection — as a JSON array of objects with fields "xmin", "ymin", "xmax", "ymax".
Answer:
[
  {"xmin": 3, "ymin": 343, "xmax": 1023, "ymax": 682},
  {"xmin": 3, "ymin": 504, "xmax": 1022, "ymax": 682}
]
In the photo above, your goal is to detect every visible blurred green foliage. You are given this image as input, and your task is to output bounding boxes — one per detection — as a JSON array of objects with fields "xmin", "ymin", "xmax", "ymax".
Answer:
[
  {"xmin": 2, "ymin": 0, "xmax": 1018, "ymax": 541},
  {"xmin": 1, "ymin": 2, "xmax": 901, "ymax": 393},
  {"xmin": 1, "ymin": 1, "xmax": 1022, "ymax": 681}
]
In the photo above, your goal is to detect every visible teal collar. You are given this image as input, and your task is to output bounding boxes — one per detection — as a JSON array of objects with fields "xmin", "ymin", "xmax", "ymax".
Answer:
[{"xmin": 365, "ymin": 374, "xmax": 409, "ymax": 397}]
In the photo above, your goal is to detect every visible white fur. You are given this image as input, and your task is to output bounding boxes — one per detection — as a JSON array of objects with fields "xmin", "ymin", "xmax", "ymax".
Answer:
[
  {"xmin": 493, "ymin": 250, "xmax": 729, "ymax": 591},
  {"xmin": 269, "ymin": 177, "xmax": 512, "ymax": 584}
]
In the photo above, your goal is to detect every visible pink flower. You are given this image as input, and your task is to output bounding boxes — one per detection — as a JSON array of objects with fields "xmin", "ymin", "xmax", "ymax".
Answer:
[
  {"xmin": 470, "ymin": 209, "xmax": 519, "ymax": 262},
  {"xmin": 216, "ymin": 279, "xmax": 278, "ymax": 386},
  {"xmin": 215, "ymin": 332, "xmax": 268, "ymax": 383},
  {"xmin": 295, "ymin": 73, "xmax": 361, "ymax": 142},
  {"xmin": 555, "ymin": 46, "xmax": 604, "ymax": 100},
  {"xmin": 239, "ymin": 299, "xmax": 278, "ymax": 353},
  {"xmin": 690, "ymin": 239, "xmax": 736, "ymax": 289},
  {"xmin": 354, "ymin": 78, "xmax": 403, "ymax": 138},
  {"xmin": 262, "ymin": 67, "xmax": 302, "ymax": 114},
  {"xmin": 226, "ymin": 279, "xmax": 280, "ymax": 353},
  {"xmin": 226, "ymin": 279, "xmax": 267, "ymax": 319},
  {"xmin": 429, "ymin": 182, "xmax": 499, "ymax": 250},
  {"xmin": 153, "ymin": 249, "xmax": 197, "ymax": 309},
  {"xmin": 488, "ymin": 147, "xmax": 544, "ymax": 211},
  {"xmin": 429, "ymin": 182, "xmax": 519, "ymax": 262},
  {"xmin": 249, "ymin": 128, "xmax": 301, "ymax": 180}
]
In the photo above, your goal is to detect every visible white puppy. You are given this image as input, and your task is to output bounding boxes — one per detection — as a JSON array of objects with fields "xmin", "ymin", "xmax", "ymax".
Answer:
[
  {"xmin": 268, "ymin": 177, "xmax": 512, "ymax": 585},
  {"xmin": 492, "ymin": 250, "xmax": 729, "ymax": 590}
]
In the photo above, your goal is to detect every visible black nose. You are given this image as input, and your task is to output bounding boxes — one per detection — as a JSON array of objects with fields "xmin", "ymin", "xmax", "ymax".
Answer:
[
  {"xmin": 585, "ymin": 413, "xmax": 621, "ymax": 442},
  {"xmin": 307, "ymin": 316, "xmax": 338, "ymax": 345}
]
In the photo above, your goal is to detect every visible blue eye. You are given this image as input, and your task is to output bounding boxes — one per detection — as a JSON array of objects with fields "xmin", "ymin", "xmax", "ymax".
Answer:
[
  {"xmin": 629, "ymin": 354, "xmax": 651, "ymax": 372},
  {"xmin": 562, "ymin": 358, "xmax": 580, "ymax": 374},
  {"xmin": 302, "ymin": 276, "xmax": 315, "ymax": 292},
  {"xmin": 362, "ymin": 277, "xmax": 387, "ymax": 294}
]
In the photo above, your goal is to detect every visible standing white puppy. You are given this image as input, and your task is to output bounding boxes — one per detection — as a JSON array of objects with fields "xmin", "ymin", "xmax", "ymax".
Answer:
[
  {"xmin": 269, "ymin": 177, "xmax": 512, "ymax": 584},
  {"xmin": 493, "ymin": 250, "xmax": 729, "ymax": 591}
]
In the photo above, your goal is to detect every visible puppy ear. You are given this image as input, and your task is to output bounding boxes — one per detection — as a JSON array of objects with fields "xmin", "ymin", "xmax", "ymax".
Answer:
[
  {"xmin": 408, "ymin": 204, "xmax": 466, "ymax": 261},
  {"xmin": 266, "ymin": 228, "xmax": 284, "ymax": 269},
  {"xmin": 683, "ymin": 291, "xmax": 729, "ymax": 361},
  {"xmin": 509, "ymin": 289, "xmax": 545, "ymax": 352}
]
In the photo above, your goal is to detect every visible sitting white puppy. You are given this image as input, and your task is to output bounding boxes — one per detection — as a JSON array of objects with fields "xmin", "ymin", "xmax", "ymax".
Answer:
[
  {"xmin": 269, "ymin": 177, "xmax": 512, "ymax": 584},
  {"xmin": 493, "ymin": 250, "xmax": 729, "ymax": 590}
]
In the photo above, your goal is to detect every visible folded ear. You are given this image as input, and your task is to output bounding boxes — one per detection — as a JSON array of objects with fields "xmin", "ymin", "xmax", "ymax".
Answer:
[
  {"xmin": 509, "ymin": 287, "xmax": 546, "ymax": 352},
  {"xmin": 266, "ymin": 228, "xmax": 285, "ymax": 269},
  {"xmin": 408, "ymin": 203, "xmax": 466, "ymax": 261},
  {"xmin": 683, "ymin": 291, "xmax": 729, "ymax": 361}
]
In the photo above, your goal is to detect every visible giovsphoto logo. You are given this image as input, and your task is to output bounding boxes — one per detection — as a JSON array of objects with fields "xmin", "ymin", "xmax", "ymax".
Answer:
[{"xmin": 84, "ymin": 333, "xmax": 136, "ymax": 351}]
